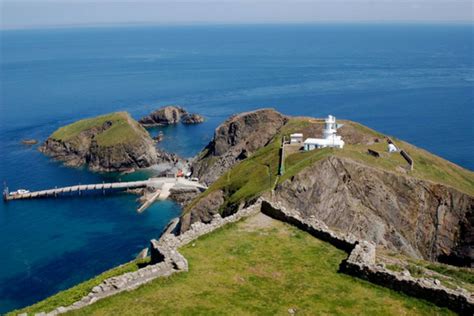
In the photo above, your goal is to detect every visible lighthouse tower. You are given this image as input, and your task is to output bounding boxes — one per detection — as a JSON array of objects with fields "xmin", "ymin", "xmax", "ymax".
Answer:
[{"xmin": 323, "ymin": 115, "xmax": 338, "ymax": 139}]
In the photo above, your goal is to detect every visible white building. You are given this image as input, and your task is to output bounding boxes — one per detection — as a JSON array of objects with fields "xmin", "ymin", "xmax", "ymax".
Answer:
[
  {"xmin": 304, "ymin": 115, "xmax": 345, "ymax": 150},
  {"xmin": 290, "ymin": 133, "xmax": 304, "ymax": 144},
  {"xmin": 388, "ymin": 143, "xmax": 397, "ymax": 153}
]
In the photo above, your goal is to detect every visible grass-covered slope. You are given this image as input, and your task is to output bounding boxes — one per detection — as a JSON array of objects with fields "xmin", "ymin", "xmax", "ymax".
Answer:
[
  {"xmin": 50, "ymin": 112, "xmax": 149, "ymax": 147},
  {"xmin": 8, "ymin": 259, "xmax": 150, "ymax": 316},
  {"xmin": 14, "ymin": 215, "xmax": 455, "ymax": 315},
  {"xmin": 41, "ymin": 112, "xmax": 159, "ymax": 171},
  {"xmin": 280, "ymin": 118, "xmax": 474, "ymax": 195},
  {"xmin": 187, "ymin": 117, "xmax": 474, "ymax": 217}
]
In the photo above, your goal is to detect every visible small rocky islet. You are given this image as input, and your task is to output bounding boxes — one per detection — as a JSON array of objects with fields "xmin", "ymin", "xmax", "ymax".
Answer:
[{"xmin": 139, "ymin": 105, "xmax": 204, "ymax": 126}]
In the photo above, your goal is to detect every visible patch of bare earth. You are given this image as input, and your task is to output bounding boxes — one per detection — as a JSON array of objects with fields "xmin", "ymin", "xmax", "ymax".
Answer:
[{"xmin": 238, "ymin": 212, "xmax": 278, "ymax": 232}]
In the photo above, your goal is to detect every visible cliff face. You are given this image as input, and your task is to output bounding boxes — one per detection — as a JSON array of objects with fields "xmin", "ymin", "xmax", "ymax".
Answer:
[
  {"xmin": 39, "ymin": 112, "xmax": 168, "ymax": 172},
  {"xmin": 192, "ymin": 108, "xmax": 288, "ymax": 184},
  {"xmin": 272, "ymin": 156, "xmax": 473, "ymax": 266}
]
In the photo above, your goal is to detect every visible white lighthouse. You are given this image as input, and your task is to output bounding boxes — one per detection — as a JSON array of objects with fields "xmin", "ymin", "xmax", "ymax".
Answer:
[{"xmin": 304, "ymin": 115, "xmax": 345, "ymax": 150}]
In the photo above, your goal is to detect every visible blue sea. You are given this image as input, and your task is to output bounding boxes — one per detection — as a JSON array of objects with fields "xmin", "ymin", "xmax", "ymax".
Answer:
[{"xmin": 0, "ymin": 24, "xmax": 473, "ymax": 313}]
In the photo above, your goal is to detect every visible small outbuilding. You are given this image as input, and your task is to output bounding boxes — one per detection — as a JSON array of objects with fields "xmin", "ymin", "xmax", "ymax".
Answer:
[
  {"xmin": 388, "ymin": 143, "xmax": 398, "ymax": 153},
  {"xmin": 290, "ymin": 133, "xmax": 304, "ymax": 144}
]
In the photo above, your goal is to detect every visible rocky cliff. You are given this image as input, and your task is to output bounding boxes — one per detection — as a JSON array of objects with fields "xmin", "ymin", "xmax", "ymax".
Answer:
[
  {"xmin": 39, "ymin": 112, "xmax": 173, "ymax": 172},
  {"xmin": 139, "ymin": 105, "xmax": 203, "ymax": 126},
  {"xmin": 191, "ymin": 108, "xmax": 288, "ymax": 184},
  {"xmin": 271, "ymin": 156, "xmax": 473, "ymax": 265},
  {"xmin": 180, "ymin": 110, "xmax": 474, "ymax": 266}
]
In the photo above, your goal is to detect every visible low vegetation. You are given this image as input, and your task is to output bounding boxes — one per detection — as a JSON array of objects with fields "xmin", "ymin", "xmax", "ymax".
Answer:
[
  {"xmin": 51, "ymin": 112, "xmax": 148, "ymax": 147},
  {"xmin": 381, "ymin": 250, "xmax": 474, "ymax": 293},
  {"xmin": 187, "ymin": 117, "xmax": 474, "ymax": 216},
  {"xmin": 185, "ymin": 136, "xmax": 281, "ymax": 213},
  {"xmin": 9, "ymin": 258, "xmax": 150, "ymax": 316},
  {"xmin": 280, "ymin": 118, "xmax": 474, "ymax": 195},
  {"xmin": 18, "ymin": 216, "xmax": 455, "ymax": 315}
]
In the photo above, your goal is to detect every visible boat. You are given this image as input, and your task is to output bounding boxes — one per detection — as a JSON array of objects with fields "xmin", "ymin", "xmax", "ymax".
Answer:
[{"xmin": 9, "ymin": 189, "xmax": 30, "ymax": 196}]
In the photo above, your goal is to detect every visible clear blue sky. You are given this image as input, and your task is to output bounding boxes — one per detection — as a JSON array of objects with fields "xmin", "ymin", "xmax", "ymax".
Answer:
[{"xmin": 1, "ymin": 0, "xmax": 473, "ymax": 29}]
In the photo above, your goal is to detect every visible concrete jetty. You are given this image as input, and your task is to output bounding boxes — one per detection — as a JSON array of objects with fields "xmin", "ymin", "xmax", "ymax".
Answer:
[{"xmin": 3, "ymin": 177, "xmax": 207, "ymax": 202}]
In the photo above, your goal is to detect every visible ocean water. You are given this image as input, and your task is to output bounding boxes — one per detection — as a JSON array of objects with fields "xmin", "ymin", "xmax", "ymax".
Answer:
[{"xmin": 0, "ymin": 24, "xmax": 473, "ymax": 312}]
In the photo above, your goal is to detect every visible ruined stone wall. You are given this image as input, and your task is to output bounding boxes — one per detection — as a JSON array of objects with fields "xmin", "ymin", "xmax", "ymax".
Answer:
[
  {"xmin": 341, "ymin": 242, "xmax": 473, "ymax": 315},
  {"xmin": 261, "ymin": 199, "xmax": 474, "ymax": 315},
  {"xmin": 33, "ymin": 199, "xmax": 472, "ymax": 315},
  {"xmin": 34, "ymin": 202, "xmax": 261, "ymax": 316}
]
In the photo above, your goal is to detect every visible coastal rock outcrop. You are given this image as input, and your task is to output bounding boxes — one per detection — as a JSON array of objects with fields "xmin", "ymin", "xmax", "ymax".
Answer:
[
  {"xmin": 21, "ymin": 139, "xmax": 38, "ymax": 145},
  {"xmin": 182, "ymin": 113, "xmax": 204, "ymax": 124},
  {"xmin": 191, "ymin": 108, "xmax": 288, "ymax": 184},
  {"xmin": 181, "ymin": 109, "xmax": 473, "ymax": 266},
  {"xmin": 139, "ymin": 106, "xmax": 204, "ymax": 126},
  {"xmin": 39, "ymin": 112, "xmax": 172, "ymax": 172},
  {"xmin": 178, "ymin": 190, "xmax": 226, "ymax": 232},
  {"xmin": 272, "ymin": 155, "xmax": 474, "ymax": 266}
]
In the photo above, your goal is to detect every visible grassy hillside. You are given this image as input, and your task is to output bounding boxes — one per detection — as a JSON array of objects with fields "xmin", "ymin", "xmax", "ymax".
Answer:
[
  {"xmin": 8, "ymin": 259, "xmax": 150, "ymax": 316},
  {"xmin": 280, "ymin": 119, "xmax": 474, "ymax": 195},
  {"xmin": 50, "ymin": 112, "xmax": 149, "ymax": 146},
  {"xmin": 15, "ymin": 215, "xmax": 454, "ymax": 315},
  {"xmin": 187, "ymin": 117, "xmax": 473, "ymax": 216}
]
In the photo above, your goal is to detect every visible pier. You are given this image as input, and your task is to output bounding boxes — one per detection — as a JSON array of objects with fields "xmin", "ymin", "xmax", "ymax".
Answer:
[{"xmin": 3, "ymin": 177, "xmax": 207, "ymax": 202}]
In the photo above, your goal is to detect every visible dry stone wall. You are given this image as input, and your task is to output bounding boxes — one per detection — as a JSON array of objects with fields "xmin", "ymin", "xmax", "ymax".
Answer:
[
  {"xmin": 29, "ymin": 199, "xmax": 472, "ymax": 315},
  {"xmin": 261, "ymin": 199, "xmax": 474, "ymax": 315},
  {"xmin": 30, "ymin": 202, "xmax": 261, "ymax": 316}
]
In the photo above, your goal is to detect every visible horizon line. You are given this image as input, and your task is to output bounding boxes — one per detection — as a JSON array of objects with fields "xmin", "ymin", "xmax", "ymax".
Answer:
[{"xmin": 1, "ymin": 20, "xmax": 473, "ymax": 31}]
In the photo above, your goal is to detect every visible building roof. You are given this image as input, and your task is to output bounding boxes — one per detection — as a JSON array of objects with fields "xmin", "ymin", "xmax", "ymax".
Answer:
[
  {"xmin": 290, "ymin": 133, "xmax": 303, "ymax": 137},
  {"xmin": 304, "ymin": 138, "xmax": 344, "ymax": 145}
]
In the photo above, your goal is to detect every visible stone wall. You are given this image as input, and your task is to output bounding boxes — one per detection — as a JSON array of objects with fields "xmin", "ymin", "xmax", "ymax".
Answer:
[
  {"xmin": 400, "ymin": 149, "xmax": 414, "ymax": 170},
  {"xmin": 261, "ymin": 199, "xmax": 474, "ymax": 315},
  {"xmin": 32, "ymin": 202, "xmax": 261, "ymax": 316},
  {"xmin": 261, "ymin": 199, "xmax": 357, "ymax": 252},
  {"xmin": 151, "ymin": 201, "xmax": 262, "ymax": 255},
  {"xmin": 31, "ymin": 199, "xmax": 472, "ymax": 315},
  {"xmin": 341, "ymin": 242, "xmax": 473, "ymax": 315}
]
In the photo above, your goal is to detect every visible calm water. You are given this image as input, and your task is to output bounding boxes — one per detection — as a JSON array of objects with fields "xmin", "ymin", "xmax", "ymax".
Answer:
[{"xmin": 0, "ymin": 24, "xmax": 473, "ymax": 312}]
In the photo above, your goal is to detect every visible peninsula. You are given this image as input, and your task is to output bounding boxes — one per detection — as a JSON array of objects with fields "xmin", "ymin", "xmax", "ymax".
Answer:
[{"xmin": 13, "ymin": 108, "xmax": 473, "ymax": 315}]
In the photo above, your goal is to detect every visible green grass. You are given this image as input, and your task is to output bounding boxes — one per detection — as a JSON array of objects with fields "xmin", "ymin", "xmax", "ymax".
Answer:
[
  {"xmin": 424, "ymin": 263, "xmax": 474, "ymax": 285},
  {"xmin": 8, "ymin": 258, "xmax": 150, "ymax": 316},
  {"xmin": 189, "ymin": 117, "xmax": 473, "ymax": 217},
  {"xmin": 380, "ymin": 251, "xmax": 474, "ymax": 292},
  {"xmin": 278, "ymin": 119, "xmax": 474, "ymax": 195},
  {"xmin": 186, "ymin": 136, "xmax": 281, "ymax": 213},
  {"xmin": 51, "ymin": 112, "xmax": 148, "ymax": 147},
  {"xmin": 52, "ymin": 216, "xmax": 453, "ymax": 315}
]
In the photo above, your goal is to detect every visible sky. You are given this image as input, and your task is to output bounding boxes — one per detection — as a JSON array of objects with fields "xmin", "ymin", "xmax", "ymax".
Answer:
[{"xmin": 0, "ymin": 0, "xmax": 473, "ymax": 29}]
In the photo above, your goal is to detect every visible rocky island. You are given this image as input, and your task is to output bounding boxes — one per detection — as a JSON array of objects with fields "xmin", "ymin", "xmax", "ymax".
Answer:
[
  {"xmin": 39, "ymin": 112, "xmax": 177, "ymax": 172},
  {"xmin": 139, "ymin": 105, "xmax": 204, "ymax": 126},
  {"xmin": 17, "ymin": 108, "xmax": 473, "ymax": 316}
]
